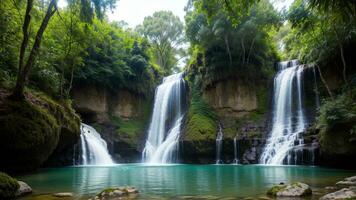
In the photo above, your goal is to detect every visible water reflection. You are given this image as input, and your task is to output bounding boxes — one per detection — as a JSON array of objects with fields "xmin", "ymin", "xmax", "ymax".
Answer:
[{"xmin": 18, "ymin": 165, "xmax": 355, "ymax": 198}]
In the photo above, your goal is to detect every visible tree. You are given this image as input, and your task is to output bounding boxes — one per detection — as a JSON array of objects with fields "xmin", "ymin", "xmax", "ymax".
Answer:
[
  {"xmin": 192, "ymin": 0, "xmax": 260, "ymax": 25},
  {"xmin": 282, "ymin": 0, "xmax": 355, "ymax": 97},
  {"xmin": 136, "ymin": 11, "xmax": 184, "ymax": 74},
  {"xmin": 11, "ymin": 0, "xmax": 116, "ymax": 100},
  {"xmin": 185, "ymin": 0, "xmax": 280, "ymax": 85}
]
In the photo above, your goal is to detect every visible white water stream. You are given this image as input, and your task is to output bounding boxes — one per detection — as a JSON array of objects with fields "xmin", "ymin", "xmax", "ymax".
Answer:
[
  {"xmin": 142, "ymin": 73, "xmax": 185, "ymax": 164},
  {"xmin": 260, "ymin": 60, "xmax": 307, "ymax": 165}
]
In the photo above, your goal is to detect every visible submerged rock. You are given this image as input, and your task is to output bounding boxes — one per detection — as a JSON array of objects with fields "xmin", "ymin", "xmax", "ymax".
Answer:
[
  {"xmin": 53, "ymin": 192, "xmax": 73, "ymax": 197},
  {"xmin": 320, "ymin": 187, "xmax": 356, "ymax": 200},
  {"xmin": 267, "ymin": 182, "xmax": 312, "ymax": 197},
  {"xmin": 16, "ymin": 181, "xmax": 32, "ymax": 196}
]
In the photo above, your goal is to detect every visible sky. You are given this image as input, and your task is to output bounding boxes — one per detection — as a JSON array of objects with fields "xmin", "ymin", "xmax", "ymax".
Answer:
[
  {"xmin": 107, "ymin": 0, "xmax": 295, "ymax": 28},
  {"xmin": 107, "ymin": 0, "xmax": 188, "ymax": 28}
]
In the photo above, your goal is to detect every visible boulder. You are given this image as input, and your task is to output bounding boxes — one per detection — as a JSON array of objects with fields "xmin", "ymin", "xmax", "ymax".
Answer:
[
  {"xmin": 267, "ymin": 182, "xmax": 312, "ymax": 197},
  {"xmin": 320, "ymin": 187, "xmax": 356, "ymax": 200},
  {"xmin": 16, "ymin": 181, "xmax": 32, "ymax": 196},
  {"xmin": 94, "ymin": 186, "xmax": 139, "ymax": 199}
]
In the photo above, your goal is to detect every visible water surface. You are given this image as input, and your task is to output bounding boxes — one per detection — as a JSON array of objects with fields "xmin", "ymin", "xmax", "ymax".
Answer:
[{"xmin": 17, "ymin": 164, "xmax": 355, "ymax": 199}]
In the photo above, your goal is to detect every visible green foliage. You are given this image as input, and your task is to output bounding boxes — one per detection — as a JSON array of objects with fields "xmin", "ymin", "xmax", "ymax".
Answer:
[
  {"xmin": 136, "ymin": 11, "xmax": 184, "ymax": 74},
  {"xmin": 74, "ymin": 19, "xmax": 157, "ymax": 96},
  {"xmin": 318, "ymin": 89, "xmax": 356, "ymax": 156},
  {"xmin": 0, "ymin": 0, "xmax": 158, "ymax": 99},
  {"xmin": 185, "ymin": 0, "xmax": 280, "ymax": 87},
  {"xmin": 282, "ymin": 0, "xmax": 355, "ymax": 70},
  {"xmin": 318, "ymin": 94, "xmax": 356, "ymax": 130},
  {"xmin": 192, "ymin": 0, "xmax": 259, "ymax": 25},
  {"xmin": 0, "ymin": 172, "xmax": 19, "ymax": 200}
]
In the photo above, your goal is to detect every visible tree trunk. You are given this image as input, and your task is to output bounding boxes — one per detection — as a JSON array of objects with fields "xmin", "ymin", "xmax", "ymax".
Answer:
[
  {"xmin": 12, "ymin": 0, "xmax": 33, "ymax": 100},
  {"xmin": 241, "ymin": 37, "xmax": 245, "ymax": 65},
  {"xmin": 333, "ymin": 26, "xmax": 348, "ymax": 85},
  {"xmin": 316, "ymin": 64, "xmax": 333, "ymax": 99},
  {"xmin": 12, "ymin": 0, "xmax": 57, "ymax": 100},
  {"xmin": 246, "ymin": 36, "xmax": 256, "ymax": 65},
  {"xmin": 224, "ymin": 35, "xmax": 232, "ymax": 66},
  {"xmin": 66, "ymin": 66, "xmax": 75, "ymax": 98}
]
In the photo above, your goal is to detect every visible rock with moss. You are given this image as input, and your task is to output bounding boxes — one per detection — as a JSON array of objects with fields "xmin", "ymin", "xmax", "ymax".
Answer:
[
  {"xmin": 0, "ymin": 89, "xmax": 80, "ymax": 172},
  {"xmin": 92, "ymin": 186, "xmax": 139, "ymax": 200},
  {"xmin": 0, "ymin": 172, "xmax": 20, "ymax": 199},
  {"xmin": 267, "ymin": 182, "xmax": 312, "ymax": 197}
]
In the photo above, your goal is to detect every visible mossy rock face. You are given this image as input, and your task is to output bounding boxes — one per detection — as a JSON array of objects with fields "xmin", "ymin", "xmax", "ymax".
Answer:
[
  {"xmin": 0, "ymin": 99, "xmax": 59, "ymax": 172},
  {"xmin": 0, "ymin": 172, "xmax": 19, "ymax": 200},
  {"xmin": 0, "ymin": 90, "xmax": 80, "ymax": 172}
]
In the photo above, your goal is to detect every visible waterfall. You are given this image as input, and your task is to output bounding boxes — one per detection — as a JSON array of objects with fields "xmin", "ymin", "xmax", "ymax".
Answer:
[
  {"xmin": 260, "ymin": 60, "xmax": 307, "ymax": 165},
  {"xmin": 215, "ymin": 124, "xmax": 224, "ymax": 164},
  {"xmin": 142, "ymin": 72, "xmax": 186, "ymax": 164},
  {"xmin": 77, "ymin": 123, "xmax": 114, "ymax": 165},
  {"xmin": 233, "ymin": 136, "xmax": 239, "ymax": 164}
]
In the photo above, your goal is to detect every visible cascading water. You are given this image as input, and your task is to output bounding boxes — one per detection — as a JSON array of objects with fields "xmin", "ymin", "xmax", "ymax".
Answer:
[
  {"xmin": 233, "ymin": 136, "xmax": 239, "ymax": 164},
  {"xmin": 142, "ymin": 72, "xmax": 186, "ymax": 164},
  {"xmin": 76, "ymin": 123, "xmax": 114, "ymax": 165},
  {"xmin": 260, "ymin": 60, "xmax": 308, "ymax": 165},
  {"xmin": 215, "ymin": 124, "xmax": 224, "ymax": 164}
]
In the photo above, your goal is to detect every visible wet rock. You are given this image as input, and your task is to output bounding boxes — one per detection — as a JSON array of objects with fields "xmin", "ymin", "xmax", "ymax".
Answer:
[
  {"xmin": 345, "ymin": 176, "xmax": 356, "ymax": 182},
  {"xmin": 325, "ymin": 186, "xmax": 338, "ymax": 190},
  {"xmin": 93, "ymin": 186, "xmax": 139, "ymax": 199},
  {"xmin": 53, "ymin": 192, "xmax": 73, "ymax": 197},
  {"xmin": 243, "ymin": 147, "xmax": 257, "ymax": 162},
  {"xmin": 267, "ymin": 182, "xmax": 312, "ymax": 197},
  {"xmin": 336, "ymin": 180, "xmax": 356, "ymax": 187},
  {"xmin": 16, "ymin": 181, "xmax": 32, "ymax": 196},
  {"xmin": 320, "ymin": 187, "xmax": 356, "ymax": 200}
]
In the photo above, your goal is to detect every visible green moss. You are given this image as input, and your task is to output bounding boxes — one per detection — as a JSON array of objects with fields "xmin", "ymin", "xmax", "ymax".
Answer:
[
  {"xmin": 185, "ymin": 79, "xmax": 218, "ymax": 142},
  {"xmin": 100, "ymin": 187, "xmax": 117, "ymax": 194},
  {"xmin": 111, "ymin": 100, "xmax": 152, "ymax": 146},
  {"xmin": 0, "ymin": 89, "xmax": 80, "ymax": 172},
  {"xmin": 111, "ymin": 116, "xmax": 145, "ymax": 145},
  {"xmin": 186, "ymin": 114, "xmax": 217, "ymax": 141},
  {"xmin": 223, "ymin": 127, "xmax": 236, "ymax": 139},
  {"xmin": 0, "ymin": 99, "xmax": 59, "ymax": 172},
  {"xmin": 266, "ymin": 185, "xmax": 286, "ymax": 196},
  {"xmin": 0, "ymin": 172, "xmax": 19, "ymax": 200},
  {"xmin": 255, "ymin": 84, "xmax": 269, "ymax": 117}
]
